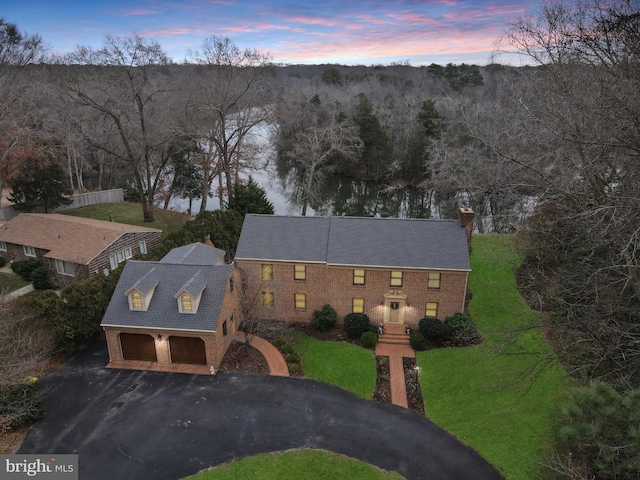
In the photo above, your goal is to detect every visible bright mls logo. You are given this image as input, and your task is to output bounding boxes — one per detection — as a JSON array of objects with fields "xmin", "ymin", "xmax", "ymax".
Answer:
[{"xmin": 1, "ymin": 455, "xmax": 78, "ymax": 479}]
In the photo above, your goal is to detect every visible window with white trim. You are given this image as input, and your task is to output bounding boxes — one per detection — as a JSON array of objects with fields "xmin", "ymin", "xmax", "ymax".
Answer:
[
  {"xmin": 23, "ymin": 246, "xmax": 36, "ymax": 257},
  {"xmin": 139, "ymin": 241, "xmax": 147, "ymax": 255},
  {"xmin": 0, "ymin": 241, "xmax": 6, "ymax": 252},
  {"xmin": 391, "ymin": 271, "xmax": 403, "ymax": 287},
  {"xmin": 262, "ymin": 291, "xmax": 274, "ymax": 307},
  {"xmin": 109, "ymin": 247, "xmax": 133, "ymax": 270},
  {"xmin": 353, "ymin": 269, "xmax": 365, "ymax": 285},
  {"xmin": 55, "ymin": 259, "xmax": 75, "ymax": 277}
]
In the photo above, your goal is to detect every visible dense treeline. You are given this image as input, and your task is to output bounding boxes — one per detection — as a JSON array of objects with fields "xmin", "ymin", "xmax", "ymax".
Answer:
[{"xmin": 1, "ymin": 1, "xmax": 639, "ymax": 476}]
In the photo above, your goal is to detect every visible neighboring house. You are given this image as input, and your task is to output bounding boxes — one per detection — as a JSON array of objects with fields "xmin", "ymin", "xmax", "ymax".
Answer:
[
  {"xmin": 234, "ymin": 209, "xmax": 474, "ymax": 330},
  {"xmin": 101, "ymin": 242, "xmax": 241, "ymax": 374},
  {"xmin": 0, "ymin": 213, "xmax": 161, "ymax": 281}
]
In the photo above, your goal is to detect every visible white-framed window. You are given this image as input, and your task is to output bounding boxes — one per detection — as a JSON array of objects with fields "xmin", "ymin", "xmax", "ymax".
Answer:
[
  {"xmin": 353, "ymin": 269, "xmax": 365, "ymax": 285},
  {"xmin": 139, "ymin": 241, "xmax": 147, "ymax": 255},
  {"xmin": 55, "ymin": 259, "xmax": 75, "ymax": 277},
  {"xmin": 0, "ymin": 241, "xmax": 6, "ymax": 252},
  {"xmin": 181, "ymin": 294, "xmax": 193, "ymax": 313},
  {"xmin": 391, "ymin": 271, "xmax": 403, "ymax": 287},
  {"xmin": 23, "ymin": 246, "xmax": 36, "ymax": 257},
  {"xmin": 109, "ymin": 247, "xmax": 134, "ymax": 270},
  {"xmin": 130, "ymin": 291, "xmax": 144, "ymax": 310}
]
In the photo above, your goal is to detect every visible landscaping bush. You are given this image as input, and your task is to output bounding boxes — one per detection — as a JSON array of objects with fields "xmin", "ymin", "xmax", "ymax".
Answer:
[
  {"xmin": 286, "ymin": 353, "xmax": 298, "ymax": 363},
  {"xmin": 311, "ymin": 304, "xmax": 337, "ymax": 332},
  {"xmin": 0, "ymin": 380, "xmax": 45, "ymax": 432},
  {"xmin": 343, "ymin": 312, "xmax": 371, "ymax": 339},
  {"xmin": 410, "ymin": 333, "xmax": 426, "ymax": 351},
  {"xmin": 281, "ymin": 344, "xmax": 294, "ymax": 354},
  {"xmin": 360, "ymin": 331, "xmax": 378, "ymax": 349},
  {"xmin": 11, "ymin": 258, "xmax": 44, "ymax": 281},
  {"xmin": 0, "ymin": 257, "xmax": 6, "ymax": 268},
  {"xmin": 419, "ymin": 316, "xmax": 448, "ymax": 341},
  {"xmin": 273, "ymin": 338, "xmax": 285, "ymax": 348},
  {"xmin": 31, "ymin": 265, "xmax": 55, "ymax": 290},
  {"xmin": 445, "ymin": 313, "xmax": 478, "ymax": 344},
  {"xmin": 288, "ymin": 364, "xmax": 299, "ymax": 374}
]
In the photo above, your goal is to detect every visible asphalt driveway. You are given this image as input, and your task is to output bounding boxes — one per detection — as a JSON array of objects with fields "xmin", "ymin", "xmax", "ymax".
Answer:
[{"xmin": 19, "ymin": 340, "xmax": 504, "ymax": 480}]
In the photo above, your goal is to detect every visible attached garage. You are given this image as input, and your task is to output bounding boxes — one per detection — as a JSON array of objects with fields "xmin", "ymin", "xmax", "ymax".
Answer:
[
  {"xmin": 120, "ymin": 333, "xmax": 158, "ymax": 362},
  {"xmin": 169, "ymin": 336, "xmax": 207, "ymax": 365}
]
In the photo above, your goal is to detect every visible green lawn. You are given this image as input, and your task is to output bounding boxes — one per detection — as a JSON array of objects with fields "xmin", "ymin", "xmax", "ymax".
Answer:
[
  {"xmin": 62, "ymin": 202, "xmax": 185, "ymax": 231},
  {"xmin": 185, "ymin": 449, "xmax": 404, "ymax": 480},
  {"xmin": 292, "ymin": 332, "xmax": 377, "ymax": 399},
  {"xmin": 417, "ymin": 234, "xmax": 567, "ymax": 479}
]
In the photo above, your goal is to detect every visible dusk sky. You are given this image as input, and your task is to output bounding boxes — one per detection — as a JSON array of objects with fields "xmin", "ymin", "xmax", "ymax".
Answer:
[{"xmin": 5, "ymin": 0, "xmax": 533, "ymax": 66}]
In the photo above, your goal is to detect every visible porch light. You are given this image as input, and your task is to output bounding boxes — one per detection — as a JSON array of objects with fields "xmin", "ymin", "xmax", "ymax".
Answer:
[{"xmin": 157, "ymin": 334, "xmax": 162, "ymax": 341}]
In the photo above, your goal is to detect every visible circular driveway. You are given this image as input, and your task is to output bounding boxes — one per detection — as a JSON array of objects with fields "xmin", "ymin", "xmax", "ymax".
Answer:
[{"xmin": 19, "ymin": 340, "xmax": 504, "ymax": 480}]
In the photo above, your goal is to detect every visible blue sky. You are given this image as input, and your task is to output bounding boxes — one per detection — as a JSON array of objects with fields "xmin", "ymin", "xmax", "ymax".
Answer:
[{"xmin": 4, "ymin": 0, "xmax": 532, "ymax": 65}]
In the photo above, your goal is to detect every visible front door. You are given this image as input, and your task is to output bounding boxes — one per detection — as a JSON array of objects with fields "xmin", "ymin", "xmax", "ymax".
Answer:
[
  {"xmin": 388, "ymin": 301, "xmax": 401, "ymax": 323},
  {"xmin": 384, "ymin": 290, "xmax": 407, "ymax": 325}
]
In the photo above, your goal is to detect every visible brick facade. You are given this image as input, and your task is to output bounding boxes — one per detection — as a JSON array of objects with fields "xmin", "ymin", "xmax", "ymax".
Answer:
[
  {"xmin": 235, "ymin": 259, "xmax": 469, "ymax": 330},
  {"xmin": 103, "ymin": 267, "xmax": 242, "ymax": 374}
]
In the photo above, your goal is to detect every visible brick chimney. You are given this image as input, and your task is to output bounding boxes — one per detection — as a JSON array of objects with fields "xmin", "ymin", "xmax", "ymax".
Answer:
[
  {"xmin": 204, "ymin": 234, "xmax": 214, "ymax": 247},
  {"xmin": 458, "ymin": 208, "xmax": 475, "ymax": 252}
]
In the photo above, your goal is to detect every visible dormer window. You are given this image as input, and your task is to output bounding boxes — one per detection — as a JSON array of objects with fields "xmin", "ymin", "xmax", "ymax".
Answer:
[
  {"xmin": 131, "ymin": 291, "xmax": 144, "ymax": 310},
  {"xmin": 125, "ymin": 267, "xmax": 159, "ymax": 312},
  {"xmin": 181, "ymin": 294, "xmax": 193, "ymax": 313},
  {"xmin": 175, "ymin": 270, "xmax": 206, "ymax": 314}
]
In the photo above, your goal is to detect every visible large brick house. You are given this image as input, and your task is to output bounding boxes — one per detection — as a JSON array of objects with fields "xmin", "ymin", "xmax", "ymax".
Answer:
[
  {"xmin": 234, "ymin": 209, "xmax": 474, "ymax": 331},
  {"xmin": 101, "ymin": 242, "xmax": 242, "ymax": 374},
  {"xmin": 0, "ymin": 213, "xmax": 161, "ymax": 281}
]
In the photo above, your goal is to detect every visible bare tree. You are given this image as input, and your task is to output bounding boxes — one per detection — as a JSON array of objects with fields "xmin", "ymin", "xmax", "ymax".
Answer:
[
  {"xmin": 498, "ymin": 0, "xmax": 640, "ymax": 391},
  {"xmin": 284, "ymin": 108, "xmax": 363, "ymax": 215},
  {"xmin": 185, "ymin": 37, "xmax": 274, "ymax": 211},
  {"xmin": 0, "ymin": 19, "xmax": 46, "ymax": 201},
  {"xmin": 61, "ymin": 35, "xmax": 173, "ymax": 222}
]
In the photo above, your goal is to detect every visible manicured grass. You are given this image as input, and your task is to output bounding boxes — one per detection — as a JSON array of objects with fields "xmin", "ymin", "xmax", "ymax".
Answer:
[
  {"xmin": 184, "ymin": 449, "xmax": 404, "ymax": 480},
  {"xmin": 0, "ymin": 271, "xmax": 29, "ymax": 292},
  {"xmin": 63, "ymin": 202, "xmax": 186, "ymax": 231},
  {"xmin": 417, "ymin": 234, "xmax": 567, "ymax": 479},
  {"xmin": 292, "ymin": 332, "xmax": 377, "ymax": 399}
]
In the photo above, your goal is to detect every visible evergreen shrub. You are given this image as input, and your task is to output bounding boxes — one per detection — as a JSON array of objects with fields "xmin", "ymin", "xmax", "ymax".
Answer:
[
  {"xmin": 360, "ymin": 331, "xmax": 378, "ymax": 348},
  {"xmin": 311, "ymin": 304, "xmax": 337, "ymax": 332},
  {"xmin": 343, "ymin": 313, "xmax": 371, "ymax": 339},
  {"xmin": 419, "ymin": 316, "xmax": 448, "ymax": 341}
]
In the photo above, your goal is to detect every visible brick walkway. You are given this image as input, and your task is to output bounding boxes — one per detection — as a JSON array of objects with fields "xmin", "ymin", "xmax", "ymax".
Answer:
[
  {"xmin": 234, "ymin": 332, "xmax": 290, "ymax": 377},
  {"xmin": 108, "ymin": 333, "xmax": 289, "ymax": 377},
  {"xmin": 375, "ymin": 324, "xmax": 415, "ymax": 409}
]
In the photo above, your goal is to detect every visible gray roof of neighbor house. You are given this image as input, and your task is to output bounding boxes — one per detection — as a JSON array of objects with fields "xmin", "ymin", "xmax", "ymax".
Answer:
[
  {"xmin": 101, "ymin": 260, "xmax": 232, "ymax": 332},
  {"xmin": 159, "ymin": 242, "xmax": 226, "ymax": 265},
  {"xmin": 235, "ymin": 214, "xmax": 471, "ymax": 271},
  {"xmin": 0, "ymin": 213, "xmax": 160, "ymax": 265}
]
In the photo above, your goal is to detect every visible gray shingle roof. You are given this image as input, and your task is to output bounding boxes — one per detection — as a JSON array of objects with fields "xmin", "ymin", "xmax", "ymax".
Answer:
[
  {"xmin": 125, "ymin": 267, "xmax": 160, "ymax": 295},
  {"xmin": 175, "ymin": 270, "xmax": 207, "ymax": 298},
  {"xmin": 101, "ymin": 261, "xmax": 232, "ymax": 332},
  {"xmin": 235, "ymin": 215, "xmax": 471, "ymax": 271},
  {"xmin": 159, "ymin": 243, "xmax": 225, "ymax": 265}
]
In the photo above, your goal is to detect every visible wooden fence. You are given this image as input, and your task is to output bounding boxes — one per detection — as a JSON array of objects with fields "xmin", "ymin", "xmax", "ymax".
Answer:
[{"xmin": 0, "ymin": 188, "xmax": 124, "ymax": 222}]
